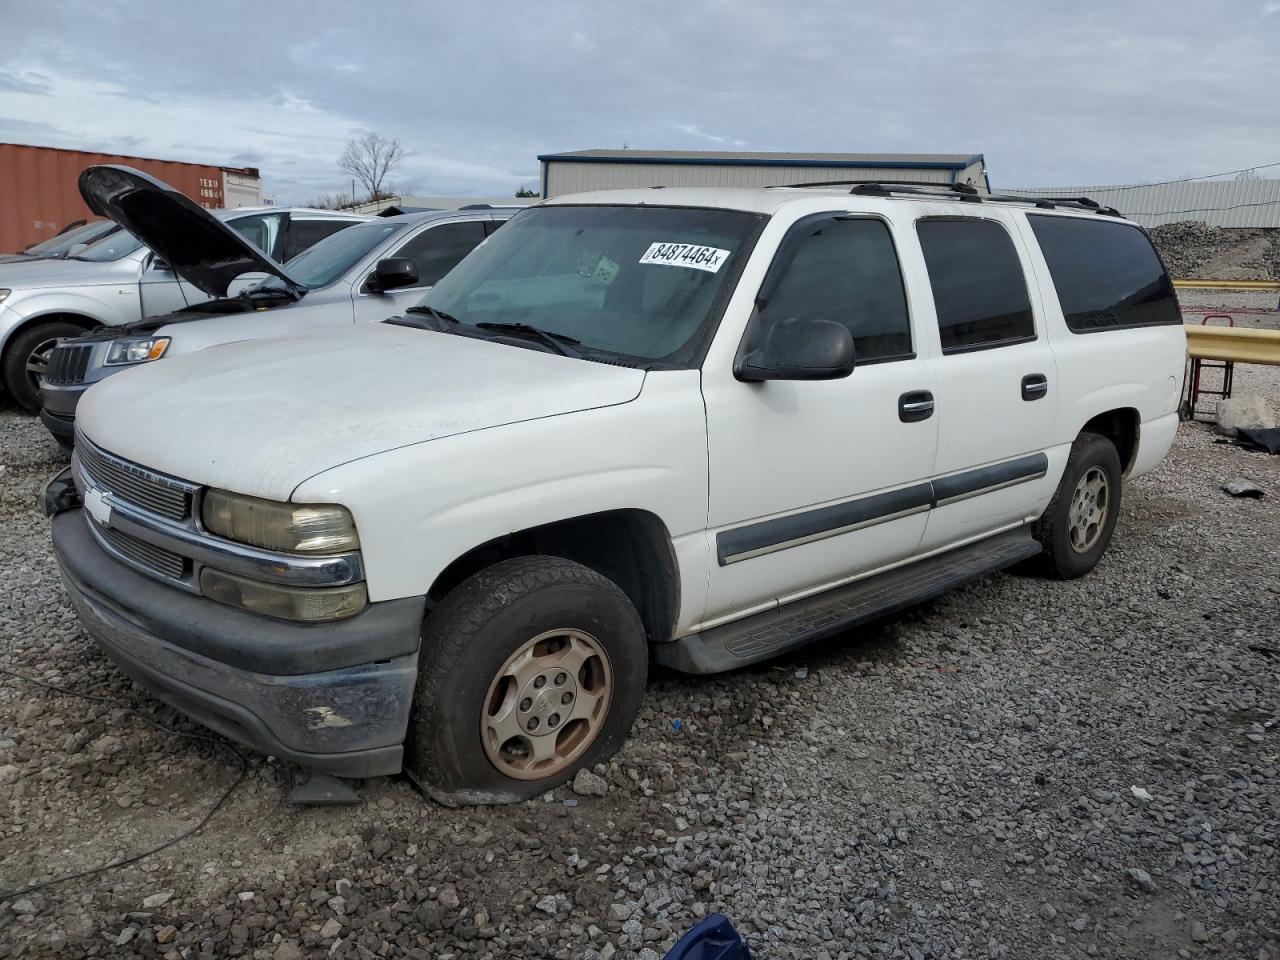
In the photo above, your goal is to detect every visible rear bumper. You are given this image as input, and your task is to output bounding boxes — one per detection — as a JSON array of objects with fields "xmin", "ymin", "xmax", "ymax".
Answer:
[{"xmin": 50, "ymin": 505, "xmax": 425, "ymax": 777}]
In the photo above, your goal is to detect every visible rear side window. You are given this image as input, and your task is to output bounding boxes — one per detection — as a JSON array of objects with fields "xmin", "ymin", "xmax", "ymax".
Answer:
[
  {"xmin": 393, "ymin": 221, "xmax": 488, "ymax": 288},
  {"xmin": 1028, "ymin": 215, "xmax": 1181, "ymax": 332},
  {"xmin": 917, "ymin": 218, "xmax": 1035, "ymax": 353},
  {"xmin": 755, "ymin": 218, "xmax": 912, "ymax": 362},
  {"xmin": 285, "ymin": 219, "xmax": 355, "ymax": 260}
]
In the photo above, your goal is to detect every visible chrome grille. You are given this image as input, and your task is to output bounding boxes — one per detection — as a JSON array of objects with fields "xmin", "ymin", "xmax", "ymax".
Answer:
[
  {"xmin": 45, "ymin": 344, "xmax": 92, "ymax": 385},
  {"xmin": 95, "ymin": 523, "xmax": 189, "ymax": 581},
  {"xmin": 74, "ymin": 439, "xmax": 193, "ymax": 521}
]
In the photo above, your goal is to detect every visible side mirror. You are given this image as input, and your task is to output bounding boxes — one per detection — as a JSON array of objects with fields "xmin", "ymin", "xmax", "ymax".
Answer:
[
  {"xmin": 366, "ymin": 257, "xmax": 419, "ymax": 294},
  {"xmin": 735, "ymin": 318, "xmax": 855, "ymax": 382},
  {"xmin": 66, "ymin": 242, "xmax": 88, "ymax": 256},
  {"xmin": 151, "ymin": 256, "xmax": 172, "ymax": 272},
  {"xmin": 228, "ymin": 271, "xmax": 269, "ymax": 297}
]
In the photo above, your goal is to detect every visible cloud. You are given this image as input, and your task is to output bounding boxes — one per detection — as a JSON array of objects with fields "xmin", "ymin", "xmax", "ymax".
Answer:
[
  {"xmin": 677, "ymin": 124, "xmax": 747, "ymax": 148},
  {"xmin": 0, "ymin": 0, "xmax": 1276, "ymax": 201}
]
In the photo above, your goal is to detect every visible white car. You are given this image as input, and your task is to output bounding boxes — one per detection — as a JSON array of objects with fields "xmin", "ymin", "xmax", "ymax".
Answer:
[
  {"xmin": 0, "ymin": 167, "xmax": 365, "ymax": 411},
  {"xmin": 38, "ymin": 165, "xmax": 510, "ymax": 447},
  {"xmin": 46, "ymin": 182, "xmax": 1187, "ymax": 803}
]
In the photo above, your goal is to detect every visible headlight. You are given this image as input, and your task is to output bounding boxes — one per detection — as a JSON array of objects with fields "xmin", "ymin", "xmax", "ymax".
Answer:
[
  {"xmin": 202, "ymin": 489, "xmax": 360, "ymax": 553},
  {"xmin": 200, "ymin": 567, "xmax": 368, "ymax": 622},
  {"xmin": 0, "ymin": 289, "xmax": 10, "ymax": 304},
  {"xmin": 104, "ymin": 336, "xmax": 170, "ymax": 366}
]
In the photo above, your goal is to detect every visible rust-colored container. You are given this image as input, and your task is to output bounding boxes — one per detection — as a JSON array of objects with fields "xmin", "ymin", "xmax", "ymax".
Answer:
[{"xmin": 0, "ymin": 143, "xmax": 261, "ymax": 253}]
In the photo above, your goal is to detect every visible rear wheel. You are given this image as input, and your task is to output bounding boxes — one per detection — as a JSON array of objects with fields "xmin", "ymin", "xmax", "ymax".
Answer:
[
  {"xmin": 407, "ymin": 556, "xmax": 647, "ymax": 804},
  {"xmin": 1032, "ymin": 432, "xmax": 1123, "ymax": 579},
  {"xmin": 2, "ymin": 320, "xmax": 83, "ymax": 413}
]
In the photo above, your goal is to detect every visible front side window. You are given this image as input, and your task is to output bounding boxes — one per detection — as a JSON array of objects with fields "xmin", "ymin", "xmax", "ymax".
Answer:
[
  {"xmin": 917, "ymin": 218, "xmax": 1035, "ymax": 352},
  {"xmin": 751, "ymin": 217, "xmax": 912, "ymax": 363},
  {"xmin": 390, "ymin": 221, "xmax": 488, "ymax": 288},
  {"xmin": 415, "ymin": 205, "xmax": 763, "ymax": 366},
  {"xmin": 1027, "ymin": 215, "xmax": 1181, "ymax": 332},
  {"xmin": 228, "ymin": 213, "xmax": 285, "ymax": 258}
]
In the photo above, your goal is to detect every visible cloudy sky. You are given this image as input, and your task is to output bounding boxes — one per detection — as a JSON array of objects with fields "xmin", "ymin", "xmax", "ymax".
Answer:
[{"xmin": 2, "ymin": 0, "xmax": 1278, "ymax": 204}]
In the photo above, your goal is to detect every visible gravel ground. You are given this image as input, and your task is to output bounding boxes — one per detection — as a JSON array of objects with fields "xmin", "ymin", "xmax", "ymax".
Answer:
[{"xmin": 1, "ymin": 324, "xmax": 1278, "ymax": 960}]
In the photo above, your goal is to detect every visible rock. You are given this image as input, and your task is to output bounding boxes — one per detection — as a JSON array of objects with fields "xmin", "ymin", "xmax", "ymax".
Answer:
[
  {"xmin": 114, "ymin": 927, "xmax": 137, "ymax": 946},
  {"xmin": 609, "ymin": 903, "xmax": 632, "ymax": 922},
  {"xmin": 142, "ymin": 890, "xmax": 174, "ymax": 909},
  {"xmin": 274, "ymin": 942, "xmax": 304, "ymax": 960},
  {"xmin": 155, "ymin": 925, "xmax": 177, "ymax": 944},
  {"xmin": 536, "ymin": 893, "xmax": 569, "ymax": 915},
  {"xmin": 10, "ymin": 898, "xmax": 37, "ymax": 915},
  {"xmin": 1125, "ymin": 867, "xmax": 1157, "ymax": 893},
  {"xmin": 0, "ymin": 765, "xmax": 19, "ymax": 785},
  {"xmin": 438, "ymin": 884, "xmax": 460, "ymax": 909},
  {"xmin": 1039, "ymin": 904, "xmax": 1057, "ymax": 921},
  {"xmin": 1191, "ymin": 921, "xmax": 1210, "ymax": 942},
  {"xmin": 572, "ymin": 769, "xmax": 609, "ymax": 798},
  {"xmin": 1216, "ymin": 396, "xmax": 1275, "ymax": 437},
  {"xmin": 88, "ymin": 734, "xmax": 120, "ymax": 759},
  {"xmin": 1130, "ymin": 785, "xmax": 1153, "ymax": 803},
  {"xmin": 320, "ymin": 917, "xmax": 343, "ymax": 938}
]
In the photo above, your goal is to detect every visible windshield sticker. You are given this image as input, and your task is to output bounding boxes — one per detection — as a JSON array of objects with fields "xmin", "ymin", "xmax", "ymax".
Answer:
[{"xmin": 639, "ymin": 242, "xmax": 731, "ymax": 273}]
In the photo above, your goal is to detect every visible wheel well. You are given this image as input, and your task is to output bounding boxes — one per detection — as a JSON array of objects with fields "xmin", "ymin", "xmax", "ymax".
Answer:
[
  {"xmin": 2, "ymin": 313, "xmax": 100, "ymax": 355},
  {"xmin": 1082, "ymin": 408, "xmax": 1139, "ymax": 475},
  {"xmin": 428, "ymin": 510, "xmax": 680, "ymax": 644}
]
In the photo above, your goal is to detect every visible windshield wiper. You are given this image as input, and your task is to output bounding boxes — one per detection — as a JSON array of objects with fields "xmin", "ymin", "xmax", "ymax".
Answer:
[
  {"xmin": 385, "ymin": 304, "xmax": 460, "ymax": 333},
  {"xmin": 475, "ymin": 322, "xmax": 582, "ymax": 358},
  {"xmin": 405, "ymin": 305, "xmax": 461, "ymax": 324}
]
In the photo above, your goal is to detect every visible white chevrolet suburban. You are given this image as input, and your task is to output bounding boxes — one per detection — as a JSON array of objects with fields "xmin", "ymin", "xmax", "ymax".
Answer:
[{"xmin": 44, "ymin": 182, "xmax": 1187, "ymax": 803}]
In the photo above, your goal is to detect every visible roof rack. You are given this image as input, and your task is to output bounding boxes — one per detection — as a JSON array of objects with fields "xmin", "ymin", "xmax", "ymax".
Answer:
[{"xmin": 771, "ymin": 179, "xmax": 1122, "ymax": 217}]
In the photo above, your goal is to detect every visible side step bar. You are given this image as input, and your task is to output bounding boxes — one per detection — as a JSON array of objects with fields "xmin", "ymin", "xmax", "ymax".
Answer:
[{"xmin": 654, "ymin": 527, "xmax": 1042, "ymax": 675}]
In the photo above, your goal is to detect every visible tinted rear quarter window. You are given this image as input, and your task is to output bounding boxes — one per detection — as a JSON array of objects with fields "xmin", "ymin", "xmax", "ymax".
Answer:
[
  {"xmin": 917, "ymin": 218, "xmax": 1035, "ymax": 353},
  {"xmin": 1028, "ymin": 215, "xmax": 1181, "ymax": 332},
  {"xmin": 285, "ymin": 219, "xmax": 356, "ymax": 260}
]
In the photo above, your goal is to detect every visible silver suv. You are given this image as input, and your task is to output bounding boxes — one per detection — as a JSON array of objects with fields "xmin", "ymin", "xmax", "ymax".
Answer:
[
  {"xmin": 0, "ymin": 171, "xmax": 365, "ymax": 411},
  {"xmin": 39, "ymin": 166, "xmax": 510, "ymax": 447}
]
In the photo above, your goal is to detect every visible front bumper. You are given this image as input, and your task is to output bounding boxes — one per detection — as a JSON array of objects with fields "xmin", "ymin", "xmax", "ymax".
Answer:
[
  {"xmin": 39, "ymin": 380, "xmax": 90, "ymax": 445},
  {"xmin": 50, "ymin": 502, "xmax": 426, "ymax": 778}
]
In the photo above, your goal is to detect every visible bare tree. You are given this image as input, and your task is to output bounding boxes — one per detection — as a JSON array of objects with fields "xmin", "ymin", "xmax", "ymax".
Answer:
[
  {"xmin": 339, "ymin": 133, "xmax": 405, "ymax": 201},
  {"xmin": 1234, "ymin": 168, "xmax": 1262, "ymax": 181},
  {"xmin": 305, "ymin": 192, "xmax": 353, "ymax": 210},
  {"xmin": 515, "ymin": 185, "xmax": 538, "ymax": 198}
]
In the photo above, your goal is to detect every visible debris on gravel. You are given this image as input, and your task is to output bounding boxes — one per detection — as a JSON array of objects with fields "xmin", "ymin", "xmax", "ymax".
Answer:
[{"xmin": 2, "ymin": 347, "xmax": 1279, "ymax": 959}]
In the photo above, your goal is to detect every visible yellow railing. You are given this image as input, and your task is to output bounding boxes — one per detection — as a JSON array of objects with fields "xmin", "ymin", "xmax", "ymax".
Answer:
[
  {"xmin": 1174, "ymin": 279, "xmax": 1280, "ymax": 291},
  {"xmin": 1185, "ymin": 324, "xmax": 1280, "ymax": 365}
]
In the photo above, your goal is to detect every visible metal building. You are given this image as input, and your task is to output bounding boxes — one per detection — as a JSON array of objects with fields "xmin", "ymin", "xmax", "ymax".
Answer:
[
  {"xmin": 538, "ymin": 149, "xmax": 989, "ymax": 198},
  {"xmin": 1003, "ymin": 179, "xmax": 1280, "ymax": 228}
]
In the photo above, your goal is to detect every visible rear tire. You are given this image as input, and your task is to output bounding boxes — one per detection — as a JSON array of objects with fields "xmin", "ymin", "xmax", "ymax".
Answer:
[
  {"xmin": 407, "ymin": 556, "xmax": 648, "ymax": 805},
  {"xmin": 1032, "ymin": 431, "xmax": 1123, "ymax": 579},
  {"xmin": 2, "ymin": 320, "xmax": 83, "ymax": 413}
]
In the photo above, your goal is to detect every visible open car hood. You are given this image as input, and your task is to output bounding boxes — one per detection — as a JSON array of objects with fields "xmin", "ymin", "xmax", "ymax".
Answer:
[{"xmin": 78, "ymin": 165, "xmax": 304, "ymax": 298}]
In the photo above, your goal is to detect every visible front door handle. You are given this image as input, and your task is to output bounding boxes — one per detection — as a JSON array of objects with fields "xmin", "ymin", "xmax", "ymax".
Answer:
[
  {"xmin": 1021, "ymin": 374, "xmax": 1048, "ymax": 401},
  {"xmin": 899, "ymin": 390, "xmax": 934, "ymax": 423}
]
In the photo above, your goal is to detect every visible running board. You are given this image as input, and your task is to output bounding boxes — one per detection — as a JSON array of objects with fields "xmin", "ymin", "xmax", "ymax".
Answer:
[{"xmin": 655, "ymin": 528, "xmax": 1042, "ymax": 675}]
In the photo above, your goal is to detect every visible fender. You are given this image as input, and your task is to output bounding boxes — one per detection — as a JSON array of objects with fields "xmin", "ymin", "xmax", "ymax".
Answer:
[{"xmin": 0, "ymin": 289, "xmax": 138, "ymax": 353}]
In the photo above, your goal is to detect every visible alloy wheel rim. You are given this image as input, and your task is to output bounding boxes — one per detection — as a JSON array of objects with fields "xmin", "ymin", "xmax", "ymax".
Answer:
[
  {"xmin": 1068, "ymin": 466, "xmax": 1109, "ymax": 553},
  {"xmin": 25, "ymin": 336, "xmax": 63, "ymax": 392},
  {"xmin": 480, "ymin": 628, "xmax": 613, "ymax": 780}
]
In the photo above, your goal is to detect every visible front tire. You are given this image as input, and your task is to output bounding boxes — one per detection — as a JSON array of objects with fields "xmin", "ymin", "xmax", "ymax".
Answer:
[
  {"xmin": 407, "ymin": 556, "xmax": 648, "ymax": 804},
  {"xmin": 1032, "ymin": 431, "xmax": 1123, "ymax": 579},
  {"xmin": 2, "ymin": 320, "xmax": 83, "ymax": 413}
]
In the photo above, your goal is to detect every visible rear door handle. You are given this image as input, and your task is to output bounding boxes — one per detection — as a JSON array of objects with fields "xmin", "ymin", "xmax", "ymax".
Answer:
[
  {"xmin": 899, "ymin": 390, "xmax": 934, "ymax": 423},
  {"xmin": 1021, "ymin": 374, "xmax": 1048, "ymax": 401}
]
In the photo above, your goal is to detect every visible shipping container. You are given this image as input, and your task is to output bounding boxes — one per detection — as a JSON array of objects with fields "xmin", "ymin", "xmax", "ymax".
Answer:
[{"xmin": 0, "ymin": 143, "xmax": 262, "ymax": 253}]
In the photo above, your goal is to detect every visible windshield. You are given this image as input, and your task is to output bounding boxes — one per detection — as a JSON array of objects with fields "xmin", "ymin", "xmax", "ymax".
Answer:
[
  {"xmin": 259, "ymin": 220, "xmax": 405, "ymax": 291},
  {"xmin": 24, "ymin": 220, "xmax": 118, "ymax": 256},
  {"xmin": 413, "ymin": 205, "xmax": 762, "ymax": 366},
  {"xmin": 74, "ymin": 229, "xmax": 145, "ymax": 262}
]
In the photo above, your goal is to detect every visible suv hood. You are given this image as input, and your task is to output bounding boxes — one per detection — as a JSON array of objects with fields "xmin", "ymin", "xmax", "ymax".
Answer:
[
  {"xmin": 0, "ymin": 253, "xmax": 135, "ymax": 290},
  {"xmin": 79, "ymin": 165, "xmax": 304, "ymax": 298},
  {"xmin": 76, "ymin": 325, "xmax": 646, "ymax": 499}
]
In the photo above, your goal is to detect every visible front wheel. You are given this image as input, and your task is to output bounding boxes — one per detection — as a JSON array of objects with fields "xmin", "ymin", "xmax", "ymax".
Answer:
[
  {"xmin": 407, "ymin": 556, "xmax": 648, "ymax": 804},
  {"xmin": 1032, "ymin": 431, "xmax": 1123, "ymax": 579},
  {"xmin": 2, "ymin": 320, "xmax": 83, "ymax": 413}
]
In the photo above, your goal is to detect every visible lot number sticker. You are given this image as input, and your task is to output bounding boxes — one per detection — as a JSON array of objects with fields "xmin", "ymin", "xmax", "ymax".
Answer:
[{"xmin": 639, "ymin": 242, "xmax": 731, "ymax": 273}]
